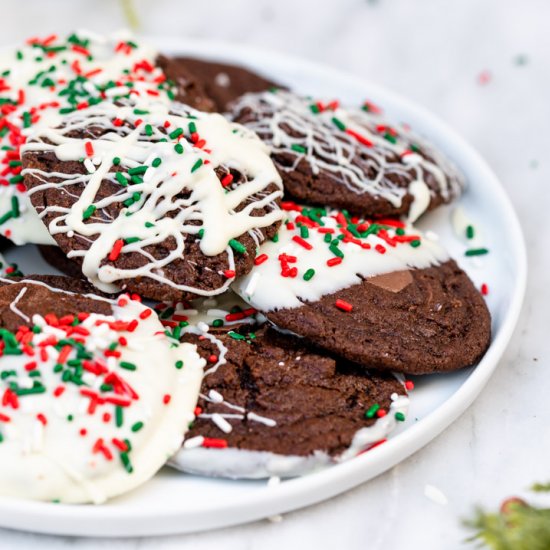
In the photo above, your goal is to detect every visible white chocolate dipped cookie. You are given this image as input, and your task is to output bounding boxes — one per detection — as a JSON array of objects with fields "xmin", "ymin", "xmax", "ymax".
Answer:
[
  {"xmin": 0, "ymin": 276, "xmax": 204, "ymax": 503},
  {"xmin": 233, "ymin": 202, "xmax": 491, "ymax": 375}
]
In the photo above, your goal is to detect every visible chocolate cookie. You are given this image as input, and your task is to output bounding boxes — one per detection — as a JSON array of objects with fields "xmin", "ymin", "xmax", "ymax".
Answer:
[
  {"xmin": 172, "ymin": 57, "xmax": 281, "ymax": 111},
  {"xmin": 0, "ymin": 31, "xmax": 213, "ymax": 247},
  {"xmin": 38, "ymin": 245, "xmax": 87, "ymax": 279},
  {"xmin": 22, "ymin": 99, "xmax": 283, "ymax": 301},
  {"xmin": 164, "ymin": 296, "xmax": 408, "ymax": 479},
  {"xmin": 234, "ymin": 203, "xmax": 491, "ymax": 375},
  {"xmin": 0, "ymin": 275, "xmax": 204, "ymax": 503},
  {"xmin": 231, "ymin": 90, "xmax": 464, "ymax": 220}
]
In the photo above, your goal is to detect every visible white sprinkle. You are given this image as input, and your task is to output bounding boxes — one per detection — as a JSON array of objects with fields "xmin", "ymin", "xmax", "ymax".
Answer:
[
  {"xmin": 211, "ymin": 413, "xmax": 233, "ymax": 433},
  {"xmin": 92, "ymin": 156, "xmax": 102, "ymax": 166},
  {"xmin": 183, "ymin": 435, "xmax": 204, "ymax": 449},
  {"xmin": 278, "ymin": 362, "xmax": 285, "ymax": 366},
  {"xmin": 208, "ymin": 389, "xmax": 224, "ymax": 403},
  {"xmin": 214, "ymin": 72, "xmax": 231, "ymax": 88},
  {"xmin": 197, "ymin": 321, "xmax": 210, "ymax": 333},
  {"xmin": 247, "ymin": 412, "xmax": 277, "ymax": 427},
  {"xmin": 84, "ymin": 158, "xmax": 96, "ymax": 173},
  {"xmin": 425, "ymin": 230, "xmax": 440, "ymax": 242},
  {"xmin": 424, "ymin": 484, "xmax": 448, "ymax": 506}
]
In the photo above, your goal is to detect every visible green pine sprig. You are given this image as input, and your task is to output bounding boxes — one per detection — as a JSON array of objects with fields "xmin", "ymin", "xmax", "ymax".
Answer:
[{"xmin": 465, "ymin": 486, "xmax": 550, "ymax": 549}]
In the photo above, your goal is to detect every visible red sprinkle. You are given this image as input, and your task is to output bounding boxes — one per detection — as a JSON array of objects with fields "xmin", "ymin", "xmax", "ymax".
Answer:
[
  {"xmin": 139, "ymin": 309, "xmax": 152, "ymax": 320},
  {"xmin": 292, "ymin": 235, "xmax": 313, "ymax": 250},
  {"xmin": 405, "ymin": 380, "xmax": 415, "ymax": 391},
  {"xmin": 224, "ymin": 270, "xmax": 236, "ymax": 279},
  {"xmin": 254, "ymin": 254, "xmax": 268, "ymax": 266},
  {"xmin": 84, "ymin": 141, "xmax": 94, "ymax": 157},
  {"xmin": 335, "ymin": 299, "xmax": 353, "ymax": 312},
  {"xmin": 327, "ymin": 257, "xmax": 343, "ymax": 267},
  {"xmin": 163, "ymin": 394, "xmax": 171, "ymax": 405},
  {"xmin": 108, "ymin": 239, "xmax": 124, "ymax": 262},
  {"xmin": 481, "ymin": 283, "xmax": 489, "ymax": 296},
  {"xmin": 202, "ymin": 437, "xmax": 228, "ymax": 449}
]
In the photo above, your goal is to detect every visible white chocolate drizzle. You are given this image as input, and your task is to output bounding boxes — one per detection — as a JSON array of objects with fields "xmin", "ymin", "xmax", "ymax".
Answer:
[{"xmin": 231, "ymin": 90, "xmax": 464, "ymax": 220}]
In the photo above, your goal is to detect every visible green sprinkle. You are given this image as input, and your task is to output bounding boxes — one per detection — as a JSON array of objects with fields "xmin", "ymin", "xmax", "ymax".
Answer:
[
  {"xmin": 365, "ymin": 403, "xmax": 380, "ymax": 419},
  {"xmin": 329, "ymin": 244, "xmax": 344, "ymax": 258},
  {"xmin": 174, "ymin": 142, "xmax": 184, "ymax": 154},
  {"xmin": 131, "ymin": 421, "xmax": 144, "ymax": 433},
  {"xmin": 197, "ymin": 229, "xmax": 204, "ymax": 239},
  {"xmin": 112, "ymin": 157, "xmax": 121, "ymax": 165},
  {"xmin": 82, "ymin": 205, "xmax": 96, "ymax": 220},
  {"xmin": 303, "ymin": 268, "xmax": 315, "ymax": 281},
  {"xmin": 228, "ymin": 331, "xmax": 246, "ymax": 341},
  {"xmin": 324, "ymin": 233, "xmax": 332, "ymax": 243},
  {"xmin": 120, "ymin": 362, "xmax": 137, "ymax": 371},
  {"xmin": 115, "ymin": 172, "xmax": 128, "ymax": 186},
  {"xmin": 128, "ymin": 165, "xmax": 147, "ymax": 176},
  {"xmin": 410, "ymin": 240, "xmax": 421, "ymax": 248},
  {"xmin": 188, "ymin": 121, "xmax": 197, "ymax": 134},
  {"xmin": 120, "ymin": 452, "xmax": 133, "ymax": 473},
  {"xmin": 125, "ymin": 237, "xmax": 140, "ymax": 244},
  {"xmin": 144, "ymin": 124, "xmax": 153, "ymax": 136},
  {"xmin": 465, "ymin": 248, "xmax": 489, "ymax": 256},
  {"xmin": 169, "ymin": 128, "xmax": 183, "ymax": 140},
  {"xmin": 212, "ymin": 319, "xmax": 224, "ymax": 328},
  {"xmin": 466, "ymin": 225, "xmax": 475, "ymax": 239},
  {"xmin": 11, "ymin": 196, "xmax": 19, "ymax": 218},
  {"xmin": 145, "ymin": 221, "xmax": 155, "ymax": 228},
  {"xmin": 291, "ymin": 144, "xmax": 306, "ymax": 154},
  {"xmin": 384, "ymin": 132, "xmax": 397, "ymax": 144},
  {"xmin": 395, "ymin": 412, "xmax": 406, "ymax": 422},
  {"xmin": 271, "ymin": 233, "xmax": 279, "ymax": 243},
  {"xmin": 191, "ymin": 158, "xmax": 203, "ymax": 173},
  {"xmin": 175, "ymin": 360, "xmax": 184, "ymax": 370},
  {"xmin": 229, "ymin": 239, "xmax": 247, "ymax": 254},
  {"xmin": 115, "ymin": 406, "xmax": 124, "ymax": 428},
  {"xmin": 332, "ymin": 117, "xmax": 346, "ymax": 131},
  {"xmin": 309, "ymin": 103, "xmax": 320, "ymax": 114},
  {"xmin": 152, "ymin": 157, "xmax": 162, "ymax": 167},
  {"xmin": 300, "ymin": 225, "xmax": 309, "ymax": 239}
]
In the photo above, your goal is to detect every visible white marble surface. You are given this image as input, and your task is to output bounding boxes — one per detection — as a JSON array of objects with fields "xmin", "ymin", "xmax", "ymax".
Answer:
[{"xmin": 0, "ymin": 0, "xmax": 547, "ymax": 548}]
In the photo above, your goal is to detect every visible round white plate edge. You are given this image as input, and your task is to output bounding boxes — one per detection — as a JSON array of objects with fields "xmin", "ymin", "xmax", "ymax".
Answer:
[{"xmin": 0, "ymin": 37, "xmax": 527, "ymax": 537}]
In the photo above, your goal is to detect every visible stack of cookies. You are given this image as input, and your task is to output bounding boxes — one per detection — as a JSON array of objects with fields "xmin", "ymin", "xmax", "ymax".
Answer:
[{"xmin": 0, "ymin": 31, "xmax": 490, "ymax": 503}]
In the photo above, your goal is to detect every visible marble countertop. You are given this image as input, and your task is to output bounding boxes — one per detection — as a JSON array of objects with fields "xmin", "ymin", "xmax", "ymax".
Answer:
[{"xmin": 0, "ymin": 0, "xmax": 546, "ymax": 548}]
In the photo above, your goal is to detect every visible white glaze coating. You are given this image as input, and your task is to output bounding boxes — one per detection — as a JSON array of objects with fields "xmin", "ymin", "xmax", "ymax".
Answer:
[
  {"xmin": 170, "ymin": 391, "xmax": 409, "ymax": 479},
  {"xmin": 0, "ymin": 279, "xmax": 204, "ymax": 503},
  {"xmin": 22, "ymin": 99, "xmax": 283, "ymax": 295},
  {"xmin": 231, "ymin": 90, "xmax": 464, "ymax": 220},
  {"xmin": 0, "ymin": 30, "xmax": 175, "ymax": 245},
  {"xmin": 233, "ymin": 204, "xmax": 448, "ymax": 311}
]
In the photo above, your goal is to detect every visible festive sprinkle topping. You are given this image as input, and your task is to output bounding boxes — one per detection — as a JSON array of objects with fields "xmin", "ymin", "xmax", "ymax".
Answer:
[{"xmin": 235, "ymin": 203, "xmax": 448, "ymax": 311}]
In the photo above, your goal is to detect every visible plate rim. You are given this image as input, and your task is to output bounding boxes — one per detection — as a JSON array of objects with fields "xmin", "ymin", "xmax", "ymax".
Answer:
[{"xmin": 0, "ymin": 36, "xmax": 527, "ymax": 537}]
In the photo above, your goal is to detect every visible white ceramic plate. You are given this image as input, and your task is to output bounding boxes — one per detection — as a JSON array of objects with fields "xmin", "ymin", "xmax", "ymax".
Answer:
[{"xmin": 0, "ymin": 37, "xmax": 526, "ymax": 537}]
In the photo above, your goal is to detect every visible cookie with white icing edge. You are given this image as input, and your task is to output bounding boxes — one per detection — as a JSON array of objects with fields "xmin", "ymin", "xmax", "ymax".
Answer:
[
  {"xmin": 0, "ymin": 30, "xmax": 214, "ymax": 247},
  {"xmin": 21, "ymin": 98, "xmax": 283, "ymax": 301},
  {"xmin": 233, "ymin": 203, "xmax": 491, "ymax": 374},
  {"xmin": 231, "ymin": 90, "xmax": 464, "ymax": 221},
  {"xmin": 166, "ymin": 305, "xmax": 408, "ymax": 479},
  {"xmin": 0, "ymin": 276, "xmax": 204, "ymax": 503}
]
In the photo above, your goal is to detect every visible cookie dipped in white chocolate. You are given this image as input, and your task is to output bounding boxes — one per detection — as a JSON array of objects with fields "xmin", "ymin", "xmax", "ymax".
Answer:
[{"xmin": 0, "ymin": 277, "xmax": 204, "ymax": 503}]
